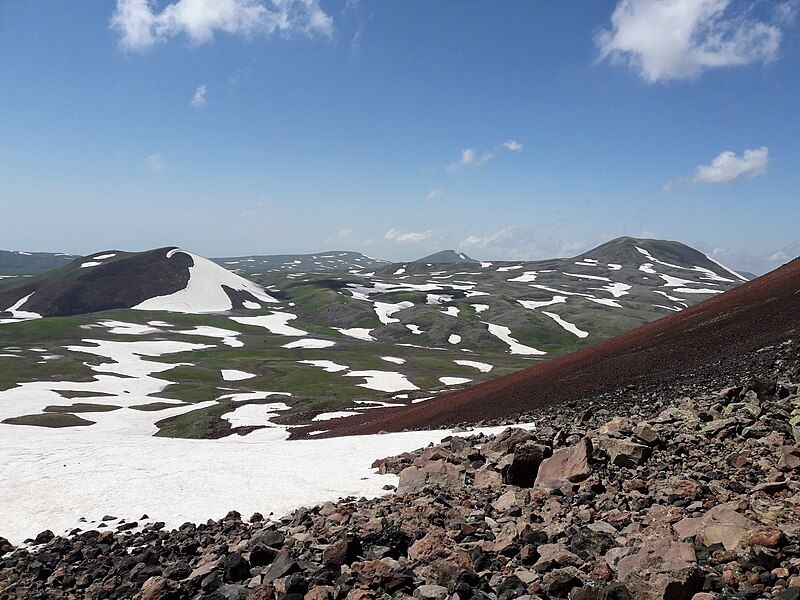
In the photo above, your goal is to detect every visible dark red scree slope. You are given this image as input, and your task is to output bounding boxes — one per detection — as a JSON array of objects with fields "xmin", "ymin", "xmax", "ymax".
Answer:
[{"xmin": 318, "ymin": 257, "xmax": 800, "ymax": 437}]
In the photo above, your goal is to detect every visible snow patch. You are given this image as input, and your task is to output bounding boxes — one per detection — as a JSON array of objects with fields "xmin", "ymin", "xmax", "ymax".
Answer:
[
  {"xmin": 231, "ymin": 312, "xmax": 306, "ymax": 336},
  {"xmin": 541, "ymin": 311, "xmax": 589, "ymax": 338},
  {"xmin": 299, "ymin": 360, "xmax": 349, "ymax": 373},
  {"xmin": 282, "ymin": 339, "xmax": 336, "ymax": 349},
  {"xmin": 439, "ymin": 377, "xmax": 472, "ymax": 386},
  {"xmin": 485, "ymin": 323, "xmax": 546, "ymax": 356},
  {"xmin": 380, "ymin": 356, "xmax": 406, "ymax": 365},
  {"xmin": 221, "ymin": 369, "xmax": 256, "ymax": 382},
  {"xmin": 134, "ymin": 250, "xmax": 278, "ymax": 313},
  {"xmin": 344, "ymin": 371, "xmax": 419, "ymax": 393},
  {"xmin": 454, "ymin": 360, "xmax": 492, "ymax": 373}
]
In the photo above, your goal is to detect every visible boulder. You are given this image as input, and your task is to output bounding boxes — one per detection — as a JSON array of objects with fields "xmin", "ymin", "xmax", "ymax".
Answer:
[
  {"xmin": 502, "ymin": 441, "xmax": 547, "ymax": 487},
  {"xmin": 617, "ymin": 527, "xmax": 702, "ymax": 600},
  {"xmin": 534, "ymin": 437, "xmax": 592, "ymax": 491},
  {"xmin": 482, "ymin": 427, "xmax": 536, "ymax": 455},
  {"xmin": 408, "ymin": 527, "xmax": 448, "ymax": 561},
  {"xmin": 633, "ymin": 422, "xmax": 660, "ymax": 444},
  {"xmin": 594, "ymin": 436, "xmax": 650, "ymax": 468},
  {"xmin": 674, "ymin": 503, "xmax": 757, "ymax": 551},
  {"xmin": 33, "ymin": 530, "xmax": 54, "ymax": 545},
  {"xmin": 322, "ymin": 536, "xmax": 361, "ymax": 566},
  {"xmin": 542, "ymin": 567, "xmax": 584, "ymax": 598},
  {"xmin": 140, "ymin": 576, "xmax": 177, "ymax": 600},
  {"xmin": 397, "ymin": 461, "xmax": 465, "ymax": 493}
]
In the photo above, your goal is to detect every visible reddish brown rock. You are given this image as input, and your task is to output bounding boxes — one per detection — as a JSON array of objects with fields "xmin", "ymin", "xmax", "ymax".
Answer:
[
  {"xmin": 534, "ymin": 437, "xmax": 592, "ymax": 491},
  {"xmin": 617, "ymin": 526, "xmax": 702, "ymax": 600}
]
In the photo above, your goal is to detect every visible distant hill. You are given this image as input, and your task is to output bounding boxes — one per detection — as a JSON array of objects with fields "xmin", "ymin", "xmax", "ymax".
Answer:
[
  {"xmin": 0, "ymin": 248, "xmax": 278, "ymax": 318},
  {"xmin": 577, "ymin": 237, "xmax": 748, "ymax": 282},
  {"xmin": 413, "ymin": 250, "xmax": 478, "ymax": 264},
  {"xmin": 212, "ymin": 251, "xmax": 389, "ymax": 274},
  {"xmin": 0, "ymin": 250, "xmax": 77, "ymax": 278}
]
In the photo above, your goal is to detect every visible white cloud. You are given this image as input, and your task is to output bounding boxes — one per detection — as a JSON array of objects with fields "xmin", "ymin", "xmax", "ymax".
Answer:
[
  {"xmin": 190, "ymin": 84, "xmax": 207, "ymax": 107},
  {"xmin": 425, "ymin": 189, "xmax": 445, "ymax": 201},
  {"xmin": 596, "ymin": 0, "xmax": 787, "ymax": 82},
  {"xmin": 663, "ymin": 146, "xmax": 769, "ymax": 191},
  {"xmin": 144, "ymin": 153, "xmax": 166, "ymax": 172},
  {"xmin": 451, "ymin": 148, "xmax": 493, "ymax": 169},
  {"xmin": 767, "ymin": 241, "xmax": 800, "ymax": 266},
  {"xmin": 385, "ymin": 228, "xmax": 433, "ymax": 243},
  {"xmin": 460, "ymin": 226, "xmax": 590, "ymax": 261},
  {"xmin": 460, "ymin": 227, "xmax": 518, "ymax": 250},
  {"xmin": 702, "ymin": 242, "xmax": 797, "ymax": 276},
  {"xmin": 446, "ymin": 139, "xmax": 522, "ymax": 171},
  {"xmin": 111, "ymin": 0, "xmax": 333, "ymax": 51},
  {"xmin": 350, "ymin": 24, "xmax": 363, "ymax": 56},
  {"xmin": 337, "ymin": 228, "xmax": 352, "ymax": 238}
]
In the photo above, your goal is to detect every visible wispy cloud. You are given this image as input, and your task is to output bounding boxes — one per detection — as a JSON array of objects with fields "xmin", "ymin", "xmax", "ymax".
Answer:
[
  {"xmin": 596, "ymin": 0, "xmax": 791, "ymax": 82},
  {"xmin": 446, "ymin": 139, "xmax": 523, "ymax": 171},
  {"xmin": 190, "ymin": 84, "xmax": 207, "ymax": 107},
  {"xmin": 662, "ymin": 146, "xmax": 769, "ymax": 191},
  {"xmin": 425, "ymin": 189, "xmax": 445, "ymax": 201},
  {"xmin": 460, "ymin": 226, "xmax": 589, "ymax": 261},
  {"xmin": 385, "ymin": 228, "xmax": 433, "ymax": 243},
  {"xmin": 111, "ymin": 0, "xmax": 333, "ymax": 51},
  {"xmin": 350, "ymin": 24, "xmax": 363, "ymax": 56},
  {"xmin": 144, "ymin": 153, "xmax": 166, "ymax": 172},
  {"xmin": 704, "ymin": 242, "xmax": 799, "ymax": 276}
]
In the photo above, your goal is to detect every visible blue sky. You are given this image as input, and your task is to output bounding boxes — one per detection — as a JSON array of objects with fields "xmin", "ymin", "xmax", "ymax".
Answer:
[{"xmin": 0, "ymin": 0, "xmax": 798, "ymax": 272}]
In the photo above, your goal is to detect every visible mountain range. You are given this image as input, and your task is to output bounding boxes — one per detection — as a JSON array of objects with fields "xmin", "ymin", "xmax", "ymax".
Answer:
[{"xmin": 0, "ymin": 235, "xmax": 757, "ymax": 441}]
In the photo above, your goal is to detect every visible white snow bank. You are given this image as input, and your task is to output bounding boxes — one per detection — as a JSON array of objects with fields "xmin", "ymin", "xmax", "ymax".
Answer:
[
  {"xmin": 134, "ymin": 250, "xmax": 278, "ymax": 313},
  {"xmin": 334, "ymin": 327, "xmax": 375, "ymax": 342},
  {"xmin": 299, "ymin": 360, "xmax": 349, "ymax": 373},
  {"xmin": 508, "ymin": 271, "xmax": 537, "ymax": 282},
  {"xmin": 282, "ymin": 339, "xmax": 336, "ymax": 349},
  {"xmin": 374, "ymin": 301, "xmax": 414, "ymax": 325},
  {"xmin": 1, "ymin": 420, "xmax": 540, "ymax": 544},
  {"xmin": 312, "ymin": 411, "xmax": 361, "ymax": 422},
  {"xmin": 440, "ymin": 377, "xmax": 472, "ymax": 386},
  {"xmin": 541, "ymin": 311, "xmax": 589, "ymax": 338},
  {"xmin": 703, "ymin": 254, "xmax": 748, "ymax": 282},
  {"xmin": 1, "ymin": 293, "xmax": 42, "ymax": 325},
  {"xmin": 672, "ymin": 287, "xmax": 724, "ymax": 294},
  {"xmin": 380, "ymin": 356, "xmax": 406, "ymax": 365},
  {"xmin": 448, "ymin": 334, "xmax": 461, "ymax": 344},
  {"xmin": 222, "ymin": 402, "xmax": 291, "ymax": 428},
  {"xmin": 485, "ymin": 323, "xmax": 546, "ymax": 356},
  {"xmin": 98, "ymin": 320, "xmax": 160, "ymax": 335},
  {"xmin": 562, "ymin": 272, "xmax": 611, "ymax": 282},
  {"xmin": 454, "ymin": 359, "xmax": 493, "ymax": 373},
  {"xmin": 518, "ymin": 296, "xmax": 567, "ymax": 310},
  {"xmin": 594, "ymin": 282, "xmax": 630, "ymax": 298},
  {"xmin": 177, "ymin": 325, "xmax": 243, "ymax": 348},
  {"xmin": 231, "ymin": 312, "xmax": 306, "ymax": 336},
  {"xmin": 344, "ymin": 370, "xmax": 419, "ymax": 393},
  {"xmin": 221, "ymin": 369, "xmax": 256, "ymax": 381}
]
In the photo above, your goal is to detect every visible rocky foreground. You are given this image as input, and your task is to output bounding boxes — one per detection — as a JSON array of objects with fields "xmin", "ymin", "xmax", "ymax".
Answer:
[{"xmin": 1, "ymin": 338, "xmax": 800, "ymax": 600}]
